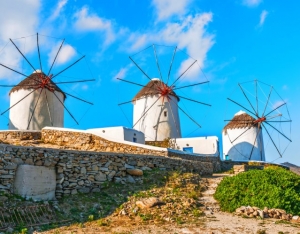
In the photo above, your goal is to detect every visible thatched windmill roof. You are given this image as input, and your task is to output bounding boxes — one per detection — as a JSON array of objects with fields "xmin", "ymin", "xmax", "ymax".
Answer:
[
  {"xmin": 223, "ymin": 111, "xmax": 259, "ymax": 133},
  {"xmin": 132, "ymin": 78, "xmax": 179, "ymax": 101},
  {"xmin": 9, "ymin": 70, "xmax": 66, "ymax": 99}
]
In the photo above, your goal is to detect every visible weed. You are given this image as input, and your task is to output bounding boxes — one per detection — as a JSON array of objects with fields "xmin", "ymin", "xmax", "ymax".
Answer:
[
  {"xmin": 175, "ymin": 217, "xmax": 184, "ymax": 225},
  {"xmin": 88, "ymin": 215, "xmax": 94, "ymax": 221},
  {"xmin": 192, "ymin": 209, "xmax": 203, "ymax": 217},
  {"xmin": 256, "ymin": 229, "xmax": 266, "ymax": 234},
  {"xmin": 139, "ymin": 213, "xmax": 153, "ymax": 221}
]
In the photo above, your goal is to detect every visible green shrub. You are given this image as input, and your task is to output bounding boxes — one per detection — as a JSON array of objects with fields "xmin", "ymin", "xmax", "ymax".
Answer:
[{"xmin": 214, "ymin": 167, "xmax": 300, "ymax": 214}]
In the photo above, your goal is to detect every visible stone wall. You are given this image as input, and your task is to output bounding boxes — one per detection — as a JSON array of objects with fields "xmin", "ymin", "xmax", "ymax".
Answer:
[
  {"xmin": 0, "ymin": 144, "xmax": 216, "ymax": 199},
  {"xmin": 41, "ymin": 129, "xmax": 167, "ymax": 156},
  {"xmin": 41, "ymin": 128, "xmax": 221, "ymax": 172},
  {"xmin": 0, "ymin": 131, "xmax": 41, "ymax": 143},
  {"xmin": 221, "ymin": 160, "xmax": 288, "ymax": 172}
]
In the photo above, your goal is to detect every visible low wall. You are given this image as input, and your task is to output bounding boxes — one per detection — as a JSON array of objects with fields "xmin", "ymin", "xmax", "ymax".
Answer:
[
  {"xmin": 221, "ymin": 160, "xmax": 288, "ymax": 172},
  {"xmin": 41, "ymin": 128, "xmax": 221, "ymax": 172},
  {"xmin": 0, "ymin": 144, "xmax": 216, "ymax": 199},
  {"xmin": 41, "ymin": 128, "xmax": 167, "ymax": 156},
  {"xmin": 0, "ymin": 130, "xmax": 41, "ymax": 142}
]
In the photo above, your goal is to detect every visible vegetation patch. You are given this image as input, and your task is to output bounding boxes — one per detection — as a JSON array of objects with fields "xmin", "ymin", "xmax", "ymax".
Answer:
[{"xmin": 214, "ymin": 166, "xmax": 300, "ymax": 214}]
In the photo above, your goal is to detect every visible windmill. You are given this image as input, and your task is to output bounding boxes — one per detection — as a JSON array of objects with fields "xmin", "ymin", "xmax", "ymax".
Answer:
[
  {"xmin": 223, "ymin": 80, "xmax": 292, "ymax": 161},
  {"xmin": 0, "ymin": 33, "xmax": 95, "ymax": 130},
  {"xmin": 117, "ymin": 44, "xmax": 211, "ymax": 141}
]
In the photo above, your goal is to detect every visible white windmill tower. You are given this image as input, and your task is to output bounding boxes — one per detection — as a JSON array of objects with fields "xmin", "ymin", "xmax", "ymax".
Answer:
[
  {"xmin": 117, "ymin": 45, "xmax": 211, "ymax": 143},
  {"xmin": 132, "ymin": 78, "xmax": 181, "ymax": 141},
  {"xmin": 9, "ymin": 70, "xmax": 65, "ymax": 130},
  {"xmin": 0, "ymin": 33, "xmax": 95, "ymax": 131},
  {"xmin": 223, "ymin": 80, "xmax": 292, "ymax": 162},
  {"xmin": 222, "ymin": 110, "xmax": 265, "ymax": 161}
]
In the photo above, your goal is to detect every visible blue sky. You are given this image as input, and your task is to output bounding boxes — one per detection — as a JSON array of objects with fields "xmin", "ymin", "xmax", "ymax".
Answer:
[{"xmin": 0, "ymin": 0, "xmax": 299, "ymax": 165}]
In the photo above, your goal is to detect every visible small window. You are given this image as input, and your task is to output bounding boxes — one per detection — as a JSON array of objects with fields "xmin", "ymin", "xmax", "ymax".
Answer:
[
  {"xmin": 183, "ymin": 147, "xmax": 193, "ymax": 153},
  {"xmin": 164, "ymin": 111, "xmax": 167, "ymax": 117},
  {"xmin": 133, "ymin": 137, "xmax": 137, "ymax": 142}
]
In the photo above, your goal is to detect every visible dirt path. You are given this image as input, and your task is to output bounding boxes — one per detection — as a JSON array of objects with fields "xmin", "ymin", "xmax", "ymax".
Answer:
[{"xmin": 38, "ymin": 173, "xmax": 300, "ymax": 234}]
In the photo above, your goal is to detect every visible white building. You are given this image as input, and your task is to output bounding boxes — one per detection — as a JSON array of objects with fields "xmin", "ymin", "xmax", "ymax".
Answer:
[
  {"xmin": 132, "ymin": 78, "xmax": 181, "ymax": 141},
  {"xmin": 9, "ymin": 70, "xmax": 65, "ymax": 130},
  {"xmin": 171, "ymin": 136, "xmax": 219, "ymax": 156},
  {"xmin": 222, "ymin": 111, "xmax": 265, "ymax": 161},
  {"xmin": 86, "ymin": 126, "xmax": 145, "ymax": 144}
]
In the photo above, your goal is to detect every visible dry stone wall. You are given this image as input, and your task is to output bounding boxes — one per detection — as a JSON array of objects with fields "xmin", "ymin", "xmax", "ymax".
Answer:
[
  {"xmin": 0, "ymin": 131, "xmax": 41, "ymax": 143},
  {"xmin": 0, "ymin": 144, "xmax": 217, "ymax": 199}
]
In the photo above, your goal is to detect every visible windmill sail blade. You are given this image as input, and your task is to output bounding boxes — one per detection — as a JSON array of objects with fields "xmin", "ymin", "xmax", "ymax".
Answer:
[
  {"xmin": 166, "ymin": 46, "xmax": 177, "ymax": 85},
  {"xmin": 37, "ymin": 33, "xmax": 43, "ymax": 72},
  {"xmin": 51, "ymin": 55, "xmax": 85, "ymax": 80},
  {"xmin": 63, "ymin": 91, "xmax": 93, "ymax": 105},
  {"xmin": 1, "ymin": 88, "xmax": 39, "ymax": 115},
  {"xmin": 153, "ymin": 44, "xmax": 163, "ymax": 82},
  {"xmin": 238, "ymin": 83, "xmax": 257, "ymax": 116},
  {"xmin": 169, "ymin": 98, "xmax": 201, "ymax": 128},
  {"xmin": 132, "ymin": 96, "xmax": 161, "ymax": 128},
  {"xmin": 227, "ymin": 98, "xmax": 257, "ymax": 117},
  {"xmin": 53, "ymin": 91, "xmax": 79, "ymax": 125},
  {"xmin": 264, "ymin": 121, "xmax": 292, "ymax": 142},
  {"xmin": 173, "ymin": 81, "xmax": 209, "ymax": 90},
  {"xmin": 262, "ymin": 86, "xmax": 273, "ymax": 117},
  {"xmin": 0, "ymin": 63, "xmax": 28, "ymax": 78},
  {"xmin": 176, "ymin": 95, "xmax": 211, "ymax": 107},
  {"xmin": 55, "ymin": 79, "xmax": 95, "ymax": 84},
  {"xmin": 27, "ymin": 88, "xmax": 43, "ymax": 130},
  {"xmin": 170, "ymin": 60, "xmax": 197, "ymax": 86},
  {"xmin": 248, "ymin": 125, "xmax": 262, "ymax": 160},
  {"xmin": 129, "ymin": 56, "xmax": 152, "ymax": 81},
  {"xmin": 262, "ymin": 124, "xmax": 283, "ymax": 157},
  {"xmin": 230, "ymin": 124, "xmax": 255, "ymax": 144},
  {"xmin": 168, "ymin": 101, "xmax": 181, "ymax": 138},
  {"xmin": 264, "ymin": 102, "xmax": 286, "ymax": 117},
  {"xmin": 10, "ymin": 38, "xmax": 37, "ymax": 73},
  {"xmin": 44, "ymin": 90, "xmax": 53, "ymax": 126},
  {"xmin": 48, "ymin": 39, "xmax": 65, "ymax": 76}
]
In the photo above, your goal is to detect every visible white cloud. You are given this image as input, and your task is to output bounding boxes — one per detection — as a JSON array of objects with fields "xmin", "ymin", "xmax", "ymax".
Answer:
[
  {"xmin": 259, "ymin": 10, "xmax": 268, "ymax": 27},
  {"xmin": 113, "ymin": 67, "xmax": 128, "ymax": 81},
  {"xmin": 73, "ymin": 7, "xmax": 115, "ymax": 45},
  {"xmin": 48, "ymin": 0, "xmax": 68, "ymax": 22},
  {"xmin": 152, "ymin": 0, "xmax": 191, "ymax": 21},
  {"xmin": 282, "ymin": 85, "xmax": 288, "ymax": 90},
  {"xmin": 124, "ymin": 13, "xmax": 214, "ymax": 81},
  {"xmin": 48, "ymin": 43, "xmax": 76, "ymax": 66},
  {"xmin": 0, "ymin": 0, "xmax": 40, "ymax": 80},
  {"xmin": 242, "ymin": 0, "xmax": 262, "ymax": 7}
]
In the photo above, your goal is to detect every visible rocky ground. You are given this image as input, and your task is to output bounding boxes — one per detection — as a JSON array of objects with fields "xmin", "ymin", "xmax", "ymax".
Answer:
[
  {"xmin": 1, "ymin": 138, "xmax": 300, "ymax": 233},
  {"xmin": 1, "ymin": 169, "xmax": 300, "ymax": 233}
]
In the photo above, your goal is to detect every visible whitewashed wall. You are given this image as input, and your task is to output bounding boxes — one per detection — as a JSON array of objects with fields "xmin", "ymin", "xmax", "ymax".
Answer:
[
  {"xmin": 9, "ymin": 89, "xmax": 64, "ymax": 130},
  {"xmin": 86, "ymin": 126, "xmax": 145, "ymax": 144},
  {"xmin": 222, "ymin": 127, "xmax": 265, "ymax": 161},
  {"xmin": 172, "ymin": 136, "xmax": 219, "ymax": 156},
  {"xmin": 133, "ymin": 95, "xmax": 181, "ymax": 141}
]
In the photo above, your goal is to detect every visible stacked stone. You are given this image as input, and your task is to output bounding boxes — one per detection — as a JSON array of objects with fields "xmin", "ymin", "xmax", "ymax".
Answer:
[
  {"xmin": 0, "ymin": 144, "xmax": 215, "ymax": 199},
  {"xmin": 0, "ymin": 131, "xmax": 41, "ymax": 142},
  {"xmin": 41, "ymin": 129, "xmax": 167, "ymax": 156},
  {"xmin": 235, "ymin": 206, "xmax": 294, "ymax": 220}
]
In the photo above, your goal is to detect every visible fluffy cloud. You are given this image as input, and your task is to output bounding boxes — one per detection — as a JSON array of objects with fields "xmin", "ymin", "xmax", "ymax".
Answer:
[
  {"xmin": 259, "ymin": 10, "xmax": 268, "ymax": 27},
  {"xmin": 242, "ymin": 0, "xmax": 262, "ymax": 7},
  {"xmin": 48, "ymin": 43, "xmax": 76, "ymax": 66},
  {"xmin": 0, "ymin": 0, "xmax": 40, "ymax": 80},
  {"xmin": 124, "ymin": 13, "xmax": 214, "ymax": 81},
  {"xmin": 73, "ymin": 7, "xmax": 115, "ymax": 45},
  {"xmin": 152, "ymin": 0, "xmax": 192, "ymax": 21}
]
